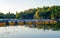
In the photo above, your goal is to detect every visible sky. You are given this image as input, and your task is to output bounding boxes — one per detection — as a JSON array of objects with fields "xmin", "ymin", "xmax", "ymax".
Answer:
[{"xmin": 0, "ymin": 0, "xmax": 60, "ymax": 14}]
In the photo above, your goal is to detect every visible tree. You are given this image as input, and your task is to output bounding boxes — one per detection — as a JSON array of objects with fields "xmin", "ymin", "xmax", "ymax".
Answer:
[
  {"xmin": 0, "ymin": 12, "xmax": 5, "ymax": 19},
  {"xmin": 5, "ymin": 12, "xmax": 16, "ymax": 19},
  {"xmin": 16, "ymin": 11, "xmax": 19, "ymax": 19}
]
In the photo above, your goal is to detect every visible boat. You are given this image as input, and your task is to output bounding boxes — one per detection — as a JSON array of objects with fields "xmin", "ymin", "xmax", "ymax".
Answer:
[
  {"xmin": 0, "ymin": 19, "xmax": 6, "ymax": 27},
  {"xmin": 25, "ymin": 20, "xmax": 32, "ymax": 25},
  {"xmin": 17, "ymin": 20, "xmax": 24, "ymax": 26},
  {"xmin": 8, "ymin": 20, "xmax": 15, "ymax": 26}
]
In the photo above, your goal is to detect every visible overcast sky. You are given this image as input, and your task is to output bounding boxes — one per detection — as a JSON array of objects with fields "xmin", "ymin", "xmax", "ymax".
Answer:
[{"xmin": 0, "ymin": 0, "xmax": 60, "ymax": 14}]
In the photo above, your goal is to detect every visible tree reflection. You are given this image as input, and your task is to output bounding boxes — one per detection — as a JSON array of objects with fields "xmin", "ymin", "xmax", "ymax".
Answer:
[
  {"xmin": 27, "ymin": 22, "xmax": 60, "ymax": 31},
  {"xmin": 0, "ymin": 21, "xmax": 60, "ymax": 31}
]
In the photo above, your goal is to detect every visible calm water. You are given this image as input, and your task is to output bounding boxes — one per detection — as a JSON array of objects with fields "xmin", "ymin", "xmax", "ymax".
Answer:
[{"xmin": 0, "ymin": 25, "xmax": 60, "ymax": 38}]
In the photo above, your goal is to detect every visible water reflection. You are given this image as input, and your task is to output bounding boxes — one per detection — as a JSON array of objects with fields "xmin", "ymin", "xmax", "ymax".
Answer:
[
  {"xmin": 0, "ymin": 21, "xmax": 60, "ymax": 38},
  {"xmin": 0, "ymin": 22, "xmax": 60, "ymax": 31},
  {"xmin": 0, "ymin": 26, "xmax": 60, "ymax": 38},
  {"xmin": 24, "ymin": 22, "xmax": 60, "ymax": 31}
]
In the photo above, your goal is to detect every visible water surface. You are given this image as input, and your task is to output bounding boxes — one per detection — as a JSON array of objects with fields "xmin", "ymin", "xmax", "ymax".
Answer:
[{"xmin": 0, "ymin": 25, "xmax": 60, "ymax": 38}]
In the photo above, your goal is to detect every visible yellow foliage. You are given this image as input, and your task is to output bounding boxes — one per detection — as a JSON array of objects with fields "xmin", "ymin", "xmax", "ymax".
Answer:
[{"xmin": 34, "ymin": 10, "xmax": 40, "ymax": 19}]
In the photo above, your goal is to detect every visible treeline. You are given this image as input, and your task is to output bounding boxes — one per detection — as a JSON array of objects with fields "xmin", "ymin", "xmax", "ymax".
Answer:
[{"xmin": 0, "ymin": 6, "xmax": 60, "ymax": 19}]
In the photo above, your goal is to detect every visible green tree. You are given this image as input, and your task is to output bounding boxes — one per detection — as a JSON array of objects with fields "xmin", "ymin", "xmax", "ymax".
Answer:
[{"xmin": 16, "ymin": 11, "xmax": 19, "ymax": 19}]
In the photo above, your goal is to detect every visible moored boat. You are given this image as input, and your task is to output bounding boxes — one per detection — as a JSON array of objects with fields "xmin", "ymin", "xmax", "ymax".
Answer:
[
  {"xmin": 25, "ymin": 20, "xmax": 32, "ymax": 26},
  {"xmin": 8, "ymin": 20, "xmax": 15, "ymax": 26},
  {"xmin": 17, "ymin": 20, "xmax": 24, "ymax": 26},
  {"xmin": 0, "ymin": 19, "xmax": 6, "ymax": 27},
  {"xmin": 49, "ymin": 20, "xmax": 57, "ymax": 24}
]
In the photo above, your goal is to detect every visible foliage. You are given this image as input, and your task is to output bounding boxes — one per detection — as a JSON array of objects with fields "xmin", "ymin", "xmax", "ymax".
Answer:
[{"xmin": 0, "ymin": 6, "xmax": 60, "ymax": 19}]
